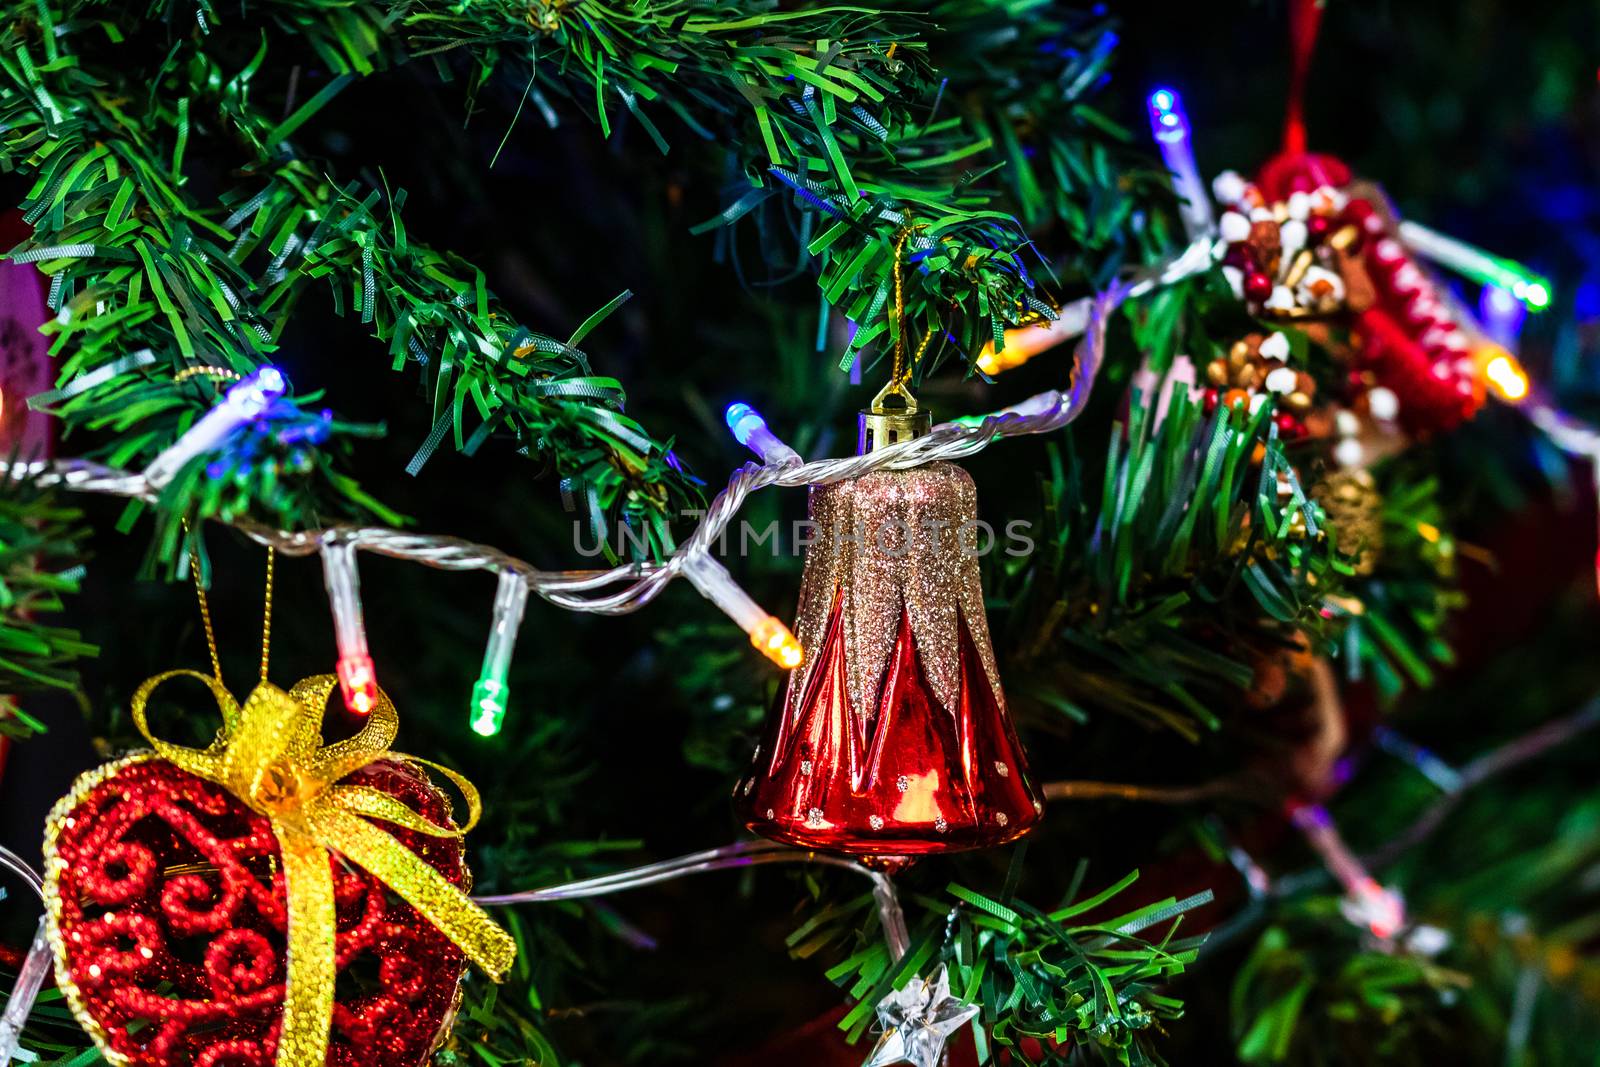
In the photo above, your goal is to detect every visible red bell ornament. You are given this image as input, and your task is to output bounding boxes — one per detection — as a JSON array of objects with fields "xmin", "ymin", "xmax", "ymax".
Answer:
[{"xmin": 735, "ymin": 388, "xmax": 1044, "ymax": 855}]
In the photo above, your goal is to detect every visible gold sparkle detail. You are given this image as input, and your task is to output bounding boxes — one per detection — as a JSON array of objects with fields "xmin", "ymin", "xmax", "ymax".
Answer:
[
  {"xmin": 1312, "ymin": 469, "xmax": 1384, "ymax": 575},
  {"xmin": 787, "ymin": 462, "xmax": 1005, "ymax": 725}
]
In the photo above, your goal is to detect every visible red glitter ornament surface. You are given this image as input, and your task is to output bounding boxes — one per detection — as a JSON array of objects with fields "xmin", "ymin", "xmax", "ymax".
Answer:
[
  {"xmin": 737, "ymin": 594, "xmax": 1043, "ymax": 854},
  {"xmin": 46, "ymin": 756, "xmax": 470, "ymax": 1067}
]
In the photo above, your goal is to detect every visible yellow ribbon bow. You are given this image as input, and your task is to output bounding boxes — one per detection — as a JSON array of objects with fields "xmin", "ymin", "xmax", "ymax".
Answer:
[{"xmin": 131, "ymin": 669, "xmax": 517, "ymax": 1065}]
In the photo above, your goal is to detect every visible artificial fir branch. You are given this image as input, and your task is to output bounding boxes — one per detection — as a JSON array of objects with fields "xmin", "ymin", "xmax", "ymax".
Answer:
[
  {"xmin": 793, "ymin": 870, "xmax": 1209, "ymax": 1066},
  {"xmin": 0, "ymin": 478, "xmax": 95, "ymax": 735},
  {"xmin": 996, "ymin": 384, "xmax": 1342, "ymax": 738},
  {"xmin": 0, "ymin": 0, "xmax": 1161, "ymax": 566},
  {"xmin": 0, "ymin": 1, "xmax": 699, "ymax": 562},
  {"xmin": 1332, "ymin": 467, "xmax": 1462, "ymax": 702},
  {"xmin": 923, "ymin": 0, "xmax": 1175, "ymax": 271},
  {"xmin": 1228, "ymin": 898, "xmax": 1470, "ymax": 1065},
  {"xmin": 395, "ymin": 0, "xmax": 1136, "ymax": 375}
]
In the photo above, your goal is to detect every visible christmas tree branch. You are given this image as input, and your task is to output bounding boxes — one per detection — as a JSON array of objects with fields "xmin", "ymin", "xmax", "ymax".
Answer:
[
  {"xmin": 394, "ymin": 0, "xmax": 1075, "ymax": 373},
  {"xmin": 0, "ymin": 477, "xmax": 95, "ymax": 737},
  {"xmin": 796, "ymin": 867, "xmax": 1210, "ymax": 1064},
  {"xmin": 1333, "ymin": 469, "xmax": 1461, "ymax": 702},
  {"xmin": 1, "ymin": 0, "xmax": 1167, "ymax": 569},
  {"xmin": 922, "ymin": 0, "xmax": 1176, "ymax": 263},
  {"xmin": 999, "ymin": 382, "xmax": 1340, "ymax": 738},
  {"xmin": 1, "ymin": 1, "xmax": 699, "ymax": 561},
  {"xmin": 1361, "ymin": 692, "xmax": 1600, "ymax": 869}
]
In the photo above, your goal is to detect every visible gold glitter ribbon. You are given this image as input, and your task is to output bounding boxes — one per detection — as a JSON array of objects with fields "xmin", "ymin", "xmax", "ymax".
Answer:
[{"xmin": 130, "ymin": 669, "xmax": 516, "ymax": 1065}]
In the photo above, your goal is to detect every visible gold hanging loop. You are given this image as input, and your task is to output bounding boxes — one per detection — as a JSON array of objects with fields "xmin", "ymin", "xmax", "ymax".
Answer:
[{"xmin": 861, "ymin": 224, "xmax": 934, "ymax": 453}]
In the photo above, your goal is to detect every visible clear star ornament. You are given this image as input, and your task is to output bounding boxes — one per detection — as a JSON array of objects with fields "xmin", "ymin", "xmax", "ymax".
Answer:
[{"xmin": 863, "ymin": 963, "xmax": 980, "ymax": 1067}]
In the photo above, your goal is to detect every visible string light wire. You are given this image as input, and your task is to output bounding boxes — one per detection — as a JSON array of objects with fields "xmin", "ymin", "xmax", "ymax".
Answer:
[{"xmin": 0, "ymin": 292, "xmax": 1120, "ymax": 678}]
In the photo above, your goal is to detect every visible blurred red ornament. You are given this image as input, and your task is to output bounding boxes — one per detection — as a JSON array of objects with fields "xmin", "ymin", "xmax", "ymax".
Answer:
[
  {"xmin": 1353, "ymin": 307, "xmax": 1482, "ymax": 435},
  {"xmin": 735, "ymin": 430, "xmax": 1043, "ymax": 856},
  {"xmin": 1256, "ymin": 151, "xmax": 1350, "ymax": 203},
  {"xmin": 1338, "ymin": 189, "xmax": 1488, "ymax": 434}
]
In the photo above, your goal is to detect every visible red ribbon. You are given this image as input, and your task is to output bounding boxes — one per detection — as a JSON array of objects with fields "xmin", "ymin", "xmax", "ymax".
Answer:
[
  {"xmin": 1257, "ymin": 0, "xmax": 1349, "ymax": 201},
  {"xmin": 1283, "ymin": 0, "xmax": 1325, "ymax": 156}
]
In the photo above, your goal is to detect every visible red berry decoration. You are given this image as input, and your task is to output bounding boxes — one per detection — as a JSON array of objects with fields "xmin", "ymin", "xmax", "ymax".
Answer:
[{"xmin": 1244, "ymin": 271, "xmax": 1274, "ymax": 302}]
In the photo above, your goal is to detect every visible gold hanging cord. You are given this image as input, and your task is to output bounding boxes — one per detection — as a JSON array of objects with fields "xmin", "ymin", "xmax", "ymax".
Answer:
[
  {"xmin": 183, "ymin": 519, "xmax": 276, "ymax": 687},
  {"xmin": 861, "ymin": 225, "xmax": 935, "ymax": 451}
]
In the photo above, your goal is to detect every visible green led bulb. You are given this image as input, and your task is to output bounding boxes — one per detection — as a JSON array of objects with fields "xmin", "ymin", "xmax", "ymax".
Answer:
[
  {"xmin": 470, "ymin": 678, "xmax": 506, "ymax": 737},
  {"xmin": 469, "ymin": 570, "xmax": 530, "ymax": 736}
]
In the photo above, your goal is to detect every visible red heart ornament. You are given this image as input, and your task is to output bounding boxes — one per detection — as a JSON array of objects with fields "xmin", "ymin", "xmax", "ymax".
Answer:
[{"xmin": 44, "ymin": 754, "xmax": 473, "ymax": 1067}]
